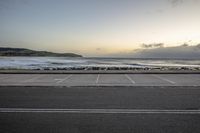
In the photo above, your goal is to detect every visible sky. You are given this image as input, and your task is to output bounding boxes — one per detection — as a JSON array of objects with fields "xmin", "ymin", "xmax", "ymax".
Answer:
[{"xmin": 0, "ymin": 0, "xmax": 200, "ymax": 57}]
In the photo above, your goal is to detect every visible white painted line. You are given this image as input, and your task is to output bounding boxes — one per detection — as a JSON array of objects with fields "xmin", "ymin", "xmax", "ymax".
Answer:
[
  {"xmin": 0, "ymin": 76, "xmax": 10, "ymax": 80},
  {"xmin": 96, "ymin": 74, "xmax": 100, "ymax": 84},
  {"xmin": 56, "ymin": 74, "xmax": 73, "ymax": 84},
  {"xmin": 54, "ymin": 79, "xmax": 62, "ymax": 81},
  {"xmin": 97, "ymin": 83, "xmax": 133, "ymax": 86},
  {"xmin": 153, "ymin": 75, "xmax": 176, "ymax": 84},
  {"xmin": 0, "ymin": 108, "xmax": 200, "ymax": 114},
  {"xmin": 22, "ymin": 75, "xmax": 43, "ymax": 83},
  {"xmin": 125, "ymin": 74, "xmax": 135, "ymax": 84}
]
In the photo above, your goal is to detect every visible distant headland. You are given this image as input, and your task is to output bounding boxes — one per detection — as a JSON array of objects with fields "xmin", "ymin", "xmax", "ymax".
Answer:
[{"xmin": 0, "ymin": 47, "xmax": 82, "ymax": 57}]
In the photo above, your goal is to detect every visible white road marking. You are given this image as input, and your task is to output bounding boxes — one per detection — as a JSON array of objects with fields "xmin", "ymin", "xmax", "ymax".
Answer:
[
  {"xmin": 97, "ymin": 83, "xmax": 133, "ymax": 86},
  {"xmin": 56, "ymin": 75, "xmax": 73, "ymax": 84},
  {"xmin": 22, "ymin": 75, "xmax": 43, "ymax": 82},
  {"xmin": 96, "ymin": 74, "xmax": 100, "ymax": 84},
  {"xmin": 0, "ymin": 76, "xmax": 10, "ymax": 80},
  {"xmin": 54, "ymin": 79, "xmax": 62, "ymax": 81},
  {"xmin": 0, "ymin": 108, "xmax": 200, "ymax": 114},
  {"xmin": 152, "ymin": 75, "xmax": 176, "ymax": 84},
  {"xmin": 125, "ymin": 74, "xmax": 135, "ymax": 84}
]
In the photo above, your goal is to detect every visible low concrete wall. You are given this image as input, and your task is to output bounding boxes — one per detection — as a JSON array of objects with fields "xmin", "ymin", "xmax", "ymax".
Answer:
[{"xmin": 0, "ymin": 70, "xmax": 200, "ymax": 74}]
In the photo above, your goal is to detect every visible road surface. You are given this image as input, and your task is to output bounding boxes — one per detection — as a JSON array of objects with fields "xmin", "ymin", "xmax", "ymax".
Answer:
[{"xmin": 0, "ymin": 74, "xmax": 200, "ymax": 133}]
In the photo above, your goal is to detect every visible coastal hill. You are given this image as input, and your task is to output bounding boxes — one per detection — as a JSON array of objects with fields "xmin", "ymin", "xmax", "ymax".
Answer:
[{"xmin": 0, "ymin": 47, "xmax": 82, "ymax": 57}]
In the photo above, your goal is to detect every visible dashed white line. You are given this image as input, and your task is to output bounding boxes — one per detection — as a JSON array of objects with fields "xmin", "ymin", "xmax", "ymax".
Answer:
[
  {"xmin": 125, "ymin": 74, "xmax": 135, "ymax": 84},
  {"xmin": 0, "ymin": 108, "xmax": 200, "ymax": 114},
  {"xmin": 96, "ymin": 74, "xmax": 100, "ymax": 84},
  {"xmin": 153, "ymin": 75, "xmax": 176, "ymax": 84},
  {"xmin": 56, "ymin": 75, "xmax": 73, "ymax": 84}
]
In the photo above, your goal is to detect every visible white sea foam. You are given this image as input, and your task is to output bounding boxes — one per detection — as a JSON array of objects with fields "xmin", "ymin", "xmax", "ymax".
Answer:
[{"xmin": 0, "ymin": 57, "xmax": 199, "ymax": 70}]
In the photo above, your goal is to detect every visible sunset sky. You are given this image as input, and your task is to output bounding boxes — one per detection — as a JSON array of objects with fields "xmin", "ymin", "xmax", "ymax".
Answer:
[{"xmin": 0, "ymin": 0, "xmax": 200, "ymax": 56}]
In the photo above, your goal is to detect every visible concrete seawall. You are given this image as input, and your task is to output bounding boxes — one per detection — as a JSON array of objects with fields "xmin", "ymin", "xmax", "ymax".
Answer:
[{"xmin": 0, "ymin": 70, "xmax": 200, "ymax": 74}]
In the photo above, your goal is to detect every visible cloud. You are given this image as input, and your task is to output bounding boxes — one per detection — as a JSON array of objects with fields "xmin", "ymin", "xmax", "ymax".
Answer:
[
  {"xmin": 167, "ymin": 0, "xmax": 200, "ymax": 7},
  {"xmin": 108, "ymin": 44, "xmax": 200, "ymax": 59},
  {"xmin": 168, "ymin": 0, "xmax": 184, "ymax": 7},
  {"xmin": 141, "ymin": 43, "xmax": 164, "ymax": 49},
  {"xmin": 180, "ymin": 43, "xmax": 189, "ymax": 47},
  {"xmin": 195, "ymin": 43, "xmax": 200, "ymax": 49},
  {"xmin": 96, "ymin": 48, "xmax": 102, "ymax": 51}
]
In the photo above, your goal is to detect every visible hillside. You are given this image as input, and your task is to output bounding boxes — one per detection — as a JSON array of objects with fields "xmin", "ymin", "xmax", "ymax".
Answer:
[{"xmin": 0, "ymin": 47, "xmax": 82, "ymax": 57}]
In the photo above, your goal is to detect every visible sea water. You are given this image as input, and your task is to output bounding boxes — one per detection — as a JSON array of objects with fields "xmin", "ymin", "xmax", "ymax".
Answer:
[{"xmin": 0, "ymin": 57, "xmax": 199, "ymax": 70}]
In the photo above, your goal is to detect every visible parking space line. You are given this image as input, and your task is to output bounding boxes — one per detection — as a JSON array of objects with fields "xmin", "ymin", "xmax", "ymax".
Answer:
[
  {"xmin": 22, "ymin": 75, "xmax": 43, "ymax": 83},
  {"xmin": 125, "ymin": 74, "xmax": 135, "ymax": 84},
  {"xmin": 96, "ymin": 74, "xmax": 100, "ymax": 84},
  {"xmin": 152, "ymin": 75, "xmax": 176, "ymax": 84},
  {"xmin": 1, "ymin": 108, "xmax": 200, "ymax": 114},
  {"xmin": 95, "ymin": 84, "xmax": 133, "ymax": 86},
  {"xmin": 56, "ymin": 74, "xmax": 73, "ymax": 84}
]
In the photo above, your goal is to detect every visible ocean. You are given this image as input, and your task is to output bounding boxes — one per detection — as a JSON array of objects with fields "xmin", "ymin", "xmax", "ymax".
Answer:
[{"xmin": 0, "ymin": 57, "xmax": 199, "ymax": 70}]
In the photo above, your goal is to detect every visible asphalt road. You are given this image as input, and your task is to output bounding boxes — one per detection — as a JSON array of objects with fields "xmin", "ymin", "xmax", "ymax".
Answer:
[
  {"xmin": 0, "ymin": 86, "xmax": 200, "ymax": 133},
  {"xmin": 0, "ymin": 74, "xmax": 200, "ymax": 86}
]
